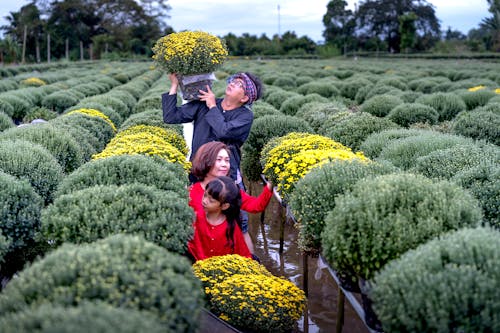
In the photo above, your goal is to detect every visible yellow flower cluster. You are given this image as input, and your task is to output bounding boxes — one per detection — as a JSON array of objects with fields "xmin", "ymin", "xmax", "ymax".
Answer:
[
  {"xmin": 193, "ymin": 255, "xmax": 306, "ymax": 333},
  {"xmin": 92, "ymin": 125, "xmax": 191, "ymax": 171},
  {"xmin": 278, "ymin": 148, "xmax": 368, "ymax": 196},
  {"xmin": 495, "ymin": 88, "xmax": 500, "ymax": 94},
  {"xmin": 20, "ymin": 77, "xmax": 46, "ymax": 87},
  {"xmin": 152, "ymin": 31, "xmax": 228, "ymax": 75},
  {"xmin": 119, "ymin": 125, "xmax": 189, "ymax": 156},
  {"xmin": 467, "ymin": 85, "xmax": 485, "ymax": 92},
  {"xmin": 67, "ymin": 108, "xmax": 117, "ymax": 132},
  {"xmin": 261, "ymin": 132, "xmax": 355, "ymax": 188}
]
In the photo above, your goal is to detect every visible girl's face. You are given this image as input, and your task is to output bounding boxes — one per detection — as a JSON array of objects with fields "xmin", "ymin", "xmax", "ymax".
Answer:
[
  {"xmin": 202, "ymin": 191, "xmax": 222, "ymax": 214},
  {"xmin": 208, "ymin": 148, "xmax": 230, "ymax": 178}
]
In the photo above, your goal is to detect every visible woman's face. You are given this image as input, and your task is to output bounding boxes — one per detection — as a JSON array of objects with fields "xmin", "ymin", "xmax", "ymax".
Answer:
[{"xmin": 208, "ymin": 148, "xmax": 230, "ymax": 178}]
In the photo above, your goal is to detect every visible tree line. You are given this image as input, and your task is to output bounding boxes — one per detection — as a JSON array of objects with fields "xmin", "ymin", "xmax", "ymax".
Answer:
[{"xmin": 1, "ymin": 0, "xmax": 498, "ymax": 64}]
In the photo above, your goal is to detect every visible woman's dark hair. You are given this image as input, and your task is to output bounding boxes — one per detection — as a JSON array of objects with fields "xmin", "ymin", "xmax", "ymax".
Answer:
[
  {"xmin": 245, "ymin": 72, "xmax": 264, "ymax": 101},
  {"xmin": 191, "ymin": 141, "xmax": 230, "ymax": 181},
  {"xmin": 205, "ymin": 176, "xmax": 242, "ymax": 250}
]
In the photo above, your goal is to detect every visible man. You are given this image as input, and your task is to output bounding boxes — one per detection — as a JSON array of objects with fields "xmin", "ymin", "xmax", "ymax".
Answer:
[{"xmin": 162, "ymin": 72, "xmax": 264, "ymax": 254}]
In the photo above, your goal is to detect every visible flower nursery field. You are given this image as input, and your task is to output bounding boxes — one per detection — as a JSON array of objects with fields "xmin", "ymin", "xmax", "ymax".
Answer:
[{"xmin": 0, "ymin": 57, "xmax": 499, "ymax": 332}]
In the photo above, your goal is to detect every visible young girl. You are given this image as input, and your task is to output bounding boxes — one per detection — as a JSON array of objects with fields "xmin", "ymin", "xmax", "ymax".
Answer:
[
  {"xmin": 189, "ymin": 141, "xmax": 273, "ymax": 253},
  {"xmin": 188, "ymin": 176, "xmax": 251, "ymax": 261}
]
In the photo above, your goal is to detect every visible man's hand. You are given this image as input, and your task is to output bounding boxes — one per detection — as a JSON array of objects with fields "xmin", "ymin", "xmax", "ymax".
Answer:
[
  {"xmin": 168, "ymin": 73, "xmax": 179, "ymax": 95},
  {"xmin": 198, "ymin": 85, "xmax": 216, "ymax": 109}
]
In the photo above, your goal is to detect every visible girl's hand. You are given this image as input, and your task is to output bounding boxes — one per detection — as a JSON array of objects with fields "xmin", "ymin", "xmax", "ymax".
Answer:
[{"xmin": 198, "ymin": 85, "xmax": 216, "ymax": 109}]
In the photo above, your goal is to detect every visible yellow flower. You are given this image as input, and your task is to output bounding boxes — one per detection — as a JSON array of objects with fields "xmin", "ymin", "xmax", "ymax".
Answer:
[
  {"xmin": 152, "ymin": 31, "xmax": 228, "ymax": 75},
  {"xmin": 468, "ymin": 85, "xmax": 485, "ymax": 92},
  {"xmin": 495, "ymin": 88, "xmax": 500, "ymax": 94},
  {"xmin": 20, "ymin": 77, "xmax": 46, "ymax": 87},
  {"xmin": 66, "ymin": 108, "xmax": 116, "ymax": 132}
]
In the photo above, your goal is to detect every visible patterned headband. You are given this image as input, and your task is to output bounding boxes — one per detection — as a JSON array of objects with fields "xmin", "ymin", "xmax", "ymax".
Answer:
[{"xmin": 229, "ymin": 73, "xmax": 258, "ymax": 105}]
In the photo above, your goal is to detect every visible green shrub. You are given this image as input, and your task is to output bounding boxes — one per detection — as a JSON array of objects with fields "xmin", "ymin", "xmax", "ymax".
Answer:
[
  {"xmin": 378, "ymin": 132, "xmax": 473, "ymax": 170},
  {"xmin": 316, "ymin": 110, "xmax": 354, "ymax": 136},
  {"xmin": 416, "ymin": 92, "xmax": 467, "ymax": 121},
  {"xmin": 295, "ymin": 101, "xmax": 348, "ymax": 132},
  {"xmin": 0, "ymin": 95, "xmax": 31, "ymax": 120},
  {"xmin": 133, "ymin": 96, "xmax": 161, "ymax": 114},
  {"xmin": 0, "ymin": 302, "xmax": 166, "ymax": 333},
  {"xmin": 272, "ymin": 76, "xmax": 297, "ymax": 89},
  {"xmin": 321, "ymin": 173, "xmax": 483, "ymax": 280},
  {"xmin": 289, "ymin": 159, "xmax": 396, "ymax": 253},
  {"xmin": 325, "ymin": 112, "xmax": 400, "ymax": 151},
  {"xmin": 41, "ymin": 91, "xmax": 79, "ymax": 113},
  {"xmin": 0, "ymin": 140, "xmax": 63, "ymax": 204},
  {"xmin": 0, "ymin": 112, "xmax": 14, "ymax": 131},
  {"xmin": 0, "ymin": 79, "xmax": 18, "ymax": 92},
  {"xmin": 360, "ymin": 94, "xmax": 404, "ymax": 117},
  {"xmin": 251, "ymin": 101, "xmax": 282, "ymax": 119},
  {"xmin": 0, "ymin": 100, "xmax": 14, "ymax": 118},
  {"xmin": 82, "ymin": 95, "xmax": 130, "ymax": 119},
  {"xmin": 340, "ymin": 78, "xmax": 373, "ymax": 100},
  {"xmin": 458, "ymin": 89, "xmax": 496, "ymax": 110},
  {"xmin": 41, "ymin": 183, "xmax": 193, "ymax": 253},
  {"xmin": 56, "ymin": 154, "xmax": 188, "ymax": 197},
  {"xmin": 359, "ymin": 128, "xmax": 429, "ymax": 159},
  {"xmin": 264, "ymin": 90, "xmax": 300, "ymax": 110},
  {"xmin": 106, "ymin": 90, "xmax": 137, "ymax": 110},
  {"xmin": 370, "ymin": 227, "xmax": 500, "ymax": 333},
  {"xmin": 0, "ymin": 124, "xmax": 84, "ymax": 173},
  {"xmin": 0, "ymin": 233, "xmax": 9, "ymax": 267},
  {"xmin": 408, "ymin": 77, "xmax": 450, "ymax": 93},
  {"xmin": 51, "ymin": 112, "xmax": 115, "ymax": 152},
  {"xmin": 387, "ymin": 102, "xmax": 439, "ymax": 127},
  {"xmin": 0, "ymin": 234, "xmax": 204, "ymax": 332},
  {"xmin": 67, "ymin": 102, "xmax": 123, "ymax": 128},
  {"xmin": 354, "ymin": 84, "xmax": 374, "ymax": 104},
  {"xmin": 279, "ymin": 93, "xmax": 329, "ymax": 116},
  {"xmin": 363, "ymin": 85, "xmax": 402, "ymax": 101},
  {"xmin": 453, "ymin": 162, "xmax": 499, "ymax": 228},
  {"xmin": 241, "ymin": 115, "xmax": 313, "ymax": 181},
  {"xmin": 475, "ymin": 102, "xmax": 500, "ymax": 114},
  {"xmin": 452, "ymin": 110, "xmax": 500, "ymax": 145},
  {"xmin": 377, "ymin": 77, "xmax": 408, "ymax": 91},
  {"xmin": 396, "ymin": 90, "xmax": 423, "ymax": 103},
  {"xmin": 22, "ymin": 107, "xmax": 58, "ymax": 123},
  {"xmin": 119, "ymin": 109, "xmax": 182, "ymax": 134},
  {"xmin": 0, "ymin": 171, "xmax": 43, "ymax": 252},
  {"xmin": 411, "ymin": 142, "xmax": 500, "ymax": 180},
  {"xmin": 296, "ymin": 82, "xmax": 340, "ymax": 98}
]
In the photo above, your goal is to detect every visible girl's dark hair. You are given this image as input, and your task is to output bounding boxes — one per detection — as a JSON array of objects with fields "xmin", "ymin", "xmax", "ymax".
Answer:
[
  {"xmin": 191, "ymin": 141, "xmax": 230, "ymax": 181},
  {"xmin": 205, "ymin": 176, "xmax": 242, "ymax": 250}
]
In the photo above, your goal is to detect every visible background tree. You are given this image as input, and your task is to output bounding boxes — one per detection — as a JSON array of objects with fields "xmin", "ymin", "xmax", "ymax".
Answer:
[
  {"xmin": 323, "ymin": 0, "xmax": 356, "ymax": 55},
  {"xmin": 399, "ymin": 12, "xmax": 417, "ymax": 53},
  {"xmin": 355, "ymin": 0, "xmax": 440, "ymax": 53},
  {"xmin": 480, "ymin": 0, "xmax": 500, "ymax": 50}
]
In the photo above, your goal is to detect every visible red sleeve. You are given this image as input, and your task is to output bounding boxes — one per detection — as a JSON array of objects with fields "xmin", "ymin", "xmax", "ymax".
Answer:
[
  {"xmin": 187, "ymin": 211, "xmax": 207, "ymax": 261},
  {"xmin": 189, "ymin": 182, "xmax": 204, "ymax": 215},
  {"xmin": 240, "ymin": 185, "xmax": 273, "ymax": 213},
  {"xmin": 232, "ymin": 224, "xmax": 252, "ymax": 258}
]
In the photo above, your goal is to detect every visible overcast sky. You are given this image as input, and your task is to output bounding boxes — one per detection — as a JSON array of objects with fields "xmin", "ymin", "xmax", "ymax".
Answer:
[{"xmin": 0, "ymin": 0, "xmax": 491, "ymax": 42}]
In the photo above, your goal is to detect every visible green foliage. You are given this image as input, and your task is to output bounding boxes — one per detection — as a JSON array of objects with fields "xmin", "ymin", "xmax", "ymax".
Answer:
[
  {"xmin": 339, "ymin": 78, "xmax": 373, "ymax": 100},
  {"xmin": 296, "ymin": 81, "xmax": 340, "ymax": 98},
  {"xmin": 0, "ymin": 171, "xmax": 43, "ymax": 252},
  {"xmin": 0, "ymin": 100, "xmax": 14, "ymax": 118},
  {"xmin": 295, "ymin": 100, "xmax": 348, "ymax": 132},
  {"xmin": 22, "ymin": 107, "xmax": 58, "ymax": 123},
  {"xmin": 387, "ymin": 102, "xmax": 439, "ymax": 127},
  {"xmin": 55, "ymin": 154, "xmax": 188, "ymax": 197},
  {"xmin": 0, "ymin": 124, "xmax": 84, "ymax": 173},
  {"xmin": 0, "ymin": 140, "xmax": 63, "ymax": 204},
  {"xmin": 133, "ymin": 96, "xmax": 161, "ymax": 114},
  {"xmin": 452, "ymin": 110, "xmax": 500, "ymax": 145},
  {"xmin": 325, "ymin": 112, "xmax": 400, "ymax": 151},
  {"xmin": 453, "ymin": 163, "xmax": 500, "ymax": 228},
  {"xmin": 264, "ymin": 89, "xmax": 300, "ymax": 110},
  {"xmin": 359, "ymin": 128, "xmax": 429, "ymax": 159},
  {"xmin": 416, "ymin": 92, "xmax": 467, "ymax": 121},
  {"xmin": 251, "ymin": 101, "xmax": 283, "ymax": 119},
  {"xmin": 459, "ymin": 89, "xmax": 496, "ymax": 110},
  {"xmin": 363, "ymin": 85, "xmax": 402, "ymax": 101},
  {"xmin": 41, "ymin": 184, "xmax": 193, "ymax": 254},
  {"xmin": 0, "ymin": 233, "xmax": 9, "ymax": 268},
  {"xmin": 67, "ymin": 102, "xmax": 123, "ymax": 128},
  {"xmin": 411, "ymin": 142, "xmax": 500, "ymax": 180},
  {"xmin": 371, "ymin": 227, "xmax": 500, "ymax": 333},
  {"xmin": 0, "ymin": 95, "xmax": 31, "ymax": 120},
  {"xmin": 81, "ymin": 95, "xmax": 130, "ymax": 119},
  {"xmin": 119, "ymin": 109, "xmax": 182, "ymax": 134},
  {"xmin": 41, "ymin": 91, "xmax": 79, "ymax": 113},
  {"xmin": 0, "ymin": 234, "xmax": 203, "ymax": 332},
  {"xmin": 50, "ymin": 112, "xmax": 115, "ymax": 152},
  {"xmin": 279, "ymin": 93, "xmax": 329, "ymax": 116},
  {"xmin": 321, "ymin": 173, "xmax": 483, "ymax": 280},
  {"xmin": 360, "ymin": 94, "xmax": 404, "ymax": 117},
  {"xmin": 378, "ymin": 132, "xmax": 473, "ymax": 170},
  {"xmin": 241, "ymin": 115, "xmax": 313, "ymax": 181},
  {"xmin": 0, "ymin": 302, "xmax": 167, "ymax": 333},
  {"xmin": 272, "ymin": 76, "xmax": 297, "ymax": 90},
  {"xmin": 0, "ymin": 112, "xmax": 15, "ymax": 131},
  {"xmin": 289, "ymin": 159, "xmax": 396, "ymax": 253},
  {"xmin": 106, "ymin": 90, "xmax": 137, "ymax": 110}
]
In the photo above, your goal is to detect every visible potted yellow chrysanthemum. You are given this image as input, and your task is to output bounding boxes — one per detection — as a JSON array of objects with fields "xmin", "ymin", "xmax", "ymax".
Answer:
[{"xmin": 152, "ymin": 30, "xmax": 228, "ymax": 100}]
